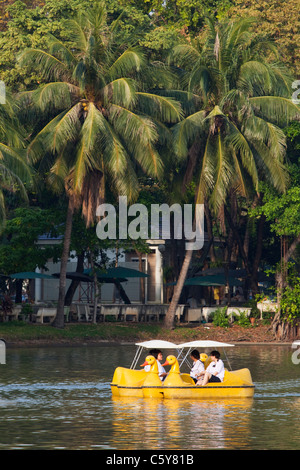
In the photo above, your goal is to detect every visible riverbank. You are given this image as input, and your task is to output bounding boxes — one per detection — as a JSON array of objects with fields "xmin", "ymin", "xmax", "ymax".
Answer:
[{"xmin": 0, "ymin": 320, "xmax": 283, "ymax": 347}]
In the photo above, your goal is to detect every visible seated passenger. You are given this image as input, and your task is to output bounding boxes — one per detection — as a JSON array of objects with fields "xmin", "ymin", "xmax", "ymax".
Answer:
[
  {"xmin": 189, "ymin": 349, "xmax": 205, "ymax": 383},
  {"xmin": 144, "ymin": 349, "xmax": 167, "ymax": 381},
  {"xmin": 196, "ymin": 350, "xmax": 225, "ymax": 386}
]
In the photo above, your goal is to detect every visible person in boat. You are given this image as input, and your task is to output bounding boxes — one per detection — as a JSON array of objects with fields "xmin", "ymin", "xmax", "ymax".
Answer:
[
  {"xmin": 196, "ymin": 350, "xmax": 225, "ymax": 386},
  {"xmin": 144, "ymin": 349, "xmax": 168, "ymax": 381},
  {"xmin": 190, "ymin": 350, "xmax": 205, "ymax": 384}
]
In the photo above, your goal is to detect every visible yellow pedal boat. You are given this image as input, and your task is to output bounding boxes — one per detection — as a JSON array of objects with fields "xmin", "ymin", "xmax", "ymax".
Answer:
[{"xmin": 110, "ymin": 340, "xmax": 255, "ymax": 399}]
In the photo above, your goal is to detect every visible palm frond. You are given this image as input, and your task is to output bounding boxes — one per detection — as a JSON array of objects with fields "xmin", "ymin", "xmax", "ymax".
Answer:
[
  {"xmin": 210, "ymin": 131, "xmax": 234, "ymax": 210},
  {"xmin": 108, "ymin": 48, "xmax": 145, "ymax": 80},
  {"xmin": 18, "ymin": 49, "xmax": 69, "ymax": 81},
  {"xmin": 226, "ymin": 121, "xmax": 259, "ymax": 190},
  {"xmin": 135, "ymin": 92, "xmax": 183, "ymax": 123},
  {"xmin": 31, "ymin": 82, "xmax": 79, "ymax": 113},
  {"xmin": 172, "ymin": 110, "xmax": 206, "ymax": 159},
  {"xmin": 102, "ymin": 78, "xmax": 137, "ymax": 108},
  {"xmin": 168, "ymin": 43, "xmax": 200, "ymax": 69},
  {"xmin": 250, "ymin": 96, "xmax": 300, "ymax": 126},
  {"xmin": 195, "ymin": 133, "xmax": 216, "ymax": 205},
  {"xmin": 27, "ymin": 104, "xmax": 81, "ymax": 163},
  {"xmin": 108, "ymin": 104, "xmax": 163, "ymax": 178},
  {"xmin": 73, "ymin": 103, "xmax": 106, "ymax": 191}
]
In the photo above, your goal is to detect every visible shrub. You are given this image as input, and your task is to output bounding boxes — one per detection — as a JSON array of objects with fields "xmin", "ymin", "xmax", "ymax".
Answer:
[
  {"xmin": 237, "ymin": 311, "xmax": 251, "ymax": 327},
  {"xmin": 212, "ymin": 307, "xmax": 230, "ymax": 328}
]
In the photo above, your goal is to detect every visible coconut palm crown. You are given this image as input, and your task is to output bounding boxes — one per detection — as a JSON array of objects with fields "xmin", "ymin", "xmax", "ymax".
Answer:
[
  {"xmin": 18, "ymin": 1, "xmax": 182, "ymax": 227},
  {"xmin": 168, "ymin": 17, "xmax": 300, "ymax": 211}
]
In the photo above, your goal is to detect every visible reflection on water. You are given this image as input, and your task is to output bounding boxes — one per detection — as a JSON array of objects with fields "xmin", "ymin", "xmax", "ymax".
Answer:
[
  {"xmin": 111, "ymin": 396, "xmax": 254, "ymax": 450},
  {"xmin": 0, "ymin": 344, "xmax": 299, "ymax": 449}
]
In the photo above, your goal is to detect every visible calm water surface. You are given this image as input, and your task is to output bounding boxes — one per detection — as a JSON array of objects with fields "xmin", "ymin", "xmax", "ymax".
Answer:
[{"xmin": 0, "ymin": 343, "xmax": 299, "ymax": 450}]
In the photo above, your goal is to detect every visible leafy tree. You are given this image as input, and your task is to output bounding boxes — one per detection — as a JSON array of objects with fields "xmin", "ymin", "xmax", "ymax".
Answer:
[
  {"xmin": 0, "ymin": 207, "xmax": 62, "ymax": 301},
  {"xmin": 228, "ymin": 0, "xmax": 300, "ymax": 76},
  {"xmin": 0, "ymin": 90, "xmax": 32, "ymax": 230},
  {"xmin": 163, "ymin": 17, "xmax": 299, "ymax": 328},
  {"xmin": 18, "ymin": 1, "xmax": 182, "ymax": 327}
]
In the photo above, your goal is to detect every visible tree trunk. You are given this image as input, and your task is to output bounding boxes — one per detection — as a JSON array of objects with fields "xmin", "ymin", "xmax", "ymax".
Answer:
[
  {"xmin": 272, "ymin": 233, "xmax": 300, "ymax": 336},
  {"xmin": 164, "ymin": 248, "xmax": 193, "ymax": 329},
  {"xmin": 52, "ymin": 198, "xmax": 74, "ymax": 329}
]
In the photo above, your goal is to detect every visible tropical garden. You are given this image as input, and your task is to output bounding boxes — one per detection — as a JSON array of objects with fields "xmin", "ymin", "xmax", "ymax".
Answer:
[{"xmin": 0, "ymin": 0, "xmax": 299, "ymax": 340}]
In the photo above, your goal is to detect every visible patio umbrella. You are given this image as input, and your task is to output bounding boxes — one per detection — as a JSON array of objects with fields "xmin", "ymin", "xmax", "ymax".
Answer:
[
  {"xmin": 194, "ymin": 267, "xmax": 273, "ymax": 282},
  {"xmin": 9, "ymin": 271, "xmax": 55, "ymax": 280},
  {"xmin": 52, "ymin": 271, "xmax": 128, "ymax": 283},
  {"xmin": 84, "ymin": 266, "xmax": 149, "ymax": 279},
  {"xmin": 167, "ymin": 274, "xmax": 243, "ymax": 287},
  {"xmin": 52, "ymin": 272, "xmax": 94, "ymax": 282},
  {"xmin": 185, "ymin": 275, "xmax": 243, "ymax": 287}
]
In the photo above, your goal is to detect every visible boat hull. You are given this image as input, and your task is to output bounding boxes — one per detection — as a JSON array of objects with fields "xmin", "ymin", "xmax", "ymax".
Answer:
[{"xmin": 110, "ymin": 368, "xmax": 255, "ymax": 399}]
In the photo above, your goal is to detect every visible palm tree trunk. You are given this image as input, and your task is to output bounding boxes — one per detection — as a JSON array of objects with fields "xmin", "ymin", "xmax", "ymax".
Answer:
[
  {"xmin": 164, "ymin": 248, "xmax": 193, "ymax": 329},
  {"xmin": 53, "ymin": 198, "xmax": 74, "ymax": 328}
]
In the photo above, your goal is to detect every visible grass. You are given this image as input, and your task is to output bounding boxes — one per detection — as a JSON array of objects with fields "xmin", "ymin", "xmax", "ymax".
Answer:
[
  {"xmin": 0, "ymin": 321, "xmax": 180, "ymax": 344},
  {"xmin": 0, "ymin": 319, "xmax": 275, "ymax": 346}
]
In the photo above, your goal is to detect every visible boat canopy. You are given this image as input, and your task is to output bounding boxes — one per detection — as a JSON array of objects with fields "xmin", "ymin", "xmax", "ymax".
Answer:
[
  {"xmin": 135, "ymin": 340, "xmax": 179, "ymax": 349},
  {"xmin": 130, "ymin": 339, "xmax": 234, "ymax": 370},
  {"xmin": 130, "ymin": 340, "xmax": 179, "ymax": 369},
  {"xmin": 177, "ymin": 340, "xmax": 234, "ymax": 369},
  {"xmin": 177, "ymin": 340, "xmax": 234, "ymax": 348}
]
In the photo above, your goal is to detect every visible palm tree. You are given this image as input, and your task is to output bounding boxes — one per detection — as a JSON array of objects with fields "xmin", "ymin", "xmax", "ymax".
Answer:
[
  {"xmin": 18, "ymin": 1, "xmax": 182, "ymax": 328},
  {"xmin": 164, "ymin": 17, "xmax": 300, "ymax": 328},
  {"xmin": 0, "ymin": 91, "xmax": 32, "ymax": 231}
]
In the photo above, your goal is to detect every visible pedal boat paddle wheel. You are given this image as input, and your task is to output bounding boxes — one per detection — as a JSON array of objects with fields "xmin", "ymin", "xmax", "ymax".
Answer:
[{"xmin": 110, "ymin": 340, "xmax": 255, "ymax": 399}]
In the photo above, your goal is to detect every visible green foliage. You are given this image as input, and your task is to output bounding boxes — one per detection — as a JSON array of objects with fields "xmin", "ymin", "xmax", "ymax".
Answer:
[
  {"xmin": 228, "ymin": 0, "xmax": 300, "ymax": 75},
  {"xmin": 21, "ymin": 303, "xmax": 33, "ymax": 315},
  {"xmin": 253, "ymin": 185, "xmax": 300, "ymax": 238},
  {"xmin": 0, "ymin": 207, "xmax": 62, "ymax": 275},
  {"xmin": 280, "ymin": 269, "xmax": 300, "ymax": 323},
  {"xmin": 212, "ymin": 307, "xmax": 230, "ymax": 327},
  {"xmin": 237, "ymin": 311, "xmax": 251, "ymax": 327},
  {"xmin": 17, "ymin": 0, "xmax": 183, "ymax": 230},
  {"xmin": 167, "ymin": 17, "xmax": 298, "ymax": 213}
]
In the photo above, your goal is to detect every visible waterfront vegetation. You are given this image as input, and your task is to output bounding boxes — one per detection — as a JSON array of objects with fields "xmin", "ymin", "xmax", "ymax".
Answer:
[
  {"xmin": 0, "ymin": 318, "xmax": 275, "ymax": 345},
  {"xmin": 0, "ymin": 0, "xmax": 299, "ymax": 341}
]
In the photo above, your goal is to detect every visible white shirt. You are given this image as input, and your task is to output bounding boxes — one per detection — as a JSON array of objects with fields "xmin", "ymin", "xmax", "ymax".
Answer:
[
  {"xmin": 206, "ymin": 359, "xmax": 225, "ymax": 382},
  {"xmin": 144, "ymin": 360, "xmax": 166, "ymax": 381},
  {"xmin": 190, "ymin": 359, "xmax": 204, "ymax": 379}
]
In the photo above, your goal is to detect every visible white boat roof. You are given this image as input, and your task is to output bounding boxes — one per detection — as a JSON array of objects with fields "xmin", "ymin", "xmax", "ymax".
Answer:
[
  {"xmin": 135, "ymin": 340, "xmax": 179, "ymax": 349},
  {"xmin": 177, "ymin": 340, "xmax": 234, "ymax": 348}
]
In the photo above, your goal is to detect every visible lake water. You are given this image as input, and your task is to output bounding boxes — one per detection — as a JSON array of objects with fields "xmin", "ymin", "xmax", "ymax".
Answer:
[{"xmin": 0, "ymin": 343, "xmax": 300, "ymax": 451}]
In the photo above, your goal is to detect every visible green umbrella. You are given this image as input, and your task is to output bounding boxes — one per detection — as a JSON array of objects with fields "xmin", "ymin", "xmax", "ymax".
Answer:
[
  {"xmin": 167, "ymin": 274, "xmax": 243, "ymax": 287},
  {"xmin": 9, "ymin": 271, "xmax": 55, "ymax": 280},
  {"xmin": 84, "ymin": 266, "xmax": 149, "ymax": 279},
  {"xmin": 53, "ymin": 271, "xmax": 128, "ymax": 283},
  {"xmin": 185, "ymin": 275, "xmax": 243, "ymax": 286}
]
